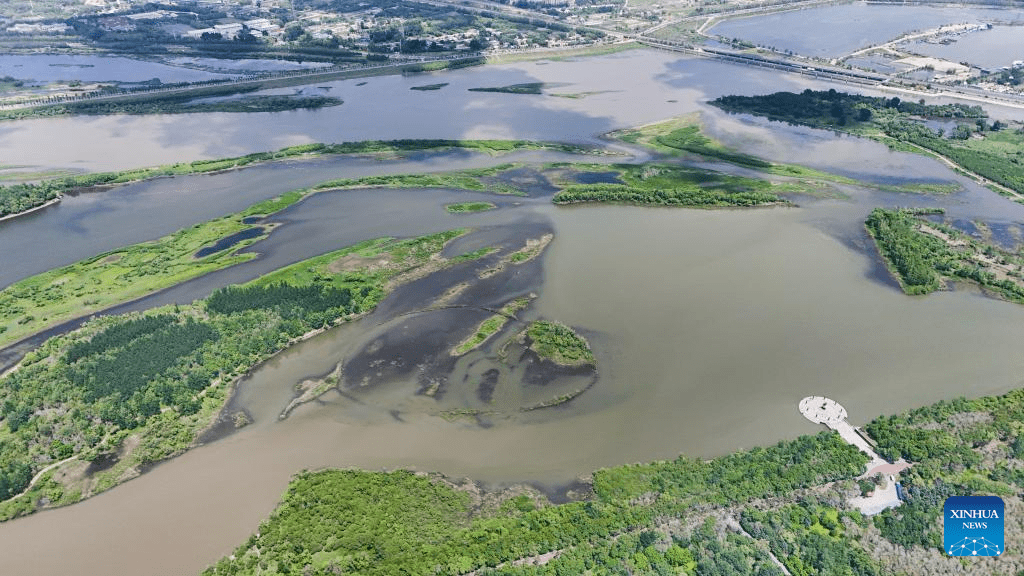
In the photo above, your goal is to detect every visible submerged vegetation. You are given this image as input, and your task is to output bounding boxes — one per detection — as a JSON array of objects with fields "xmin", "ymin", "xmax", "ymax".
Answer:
[
  {"xmin": 866, "ymin": 208, "xmax": 1024, "ymax": 301},
  {"xmin": 0, "ymin": 230, "xmax": 467, "ymax": 520},
  {"xmin": 526, "ymin": 320, "xmax": 594, "ymax": 367}
]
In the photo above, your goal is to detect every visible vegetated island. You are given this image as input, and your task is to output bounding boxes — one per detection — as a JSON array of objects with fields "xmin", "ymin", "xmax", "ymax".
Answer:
[
  {"xmin": 710, "ymin": 90, "xmax": 1024, "ymax": 201},
  {"xmin": 0, "ymin": 229, "xmax": 472, "ymax": 521},
  {"xmin": 411, "ymin": 83, "xmax": 449, "ymax": 91},
  {"xmin": 0, "ymin": 88, "xmax": 342, "ymax": 121},
  {"xmin": 446, "ymin": 201, "xmax": 497, "ymax": 213},
  {"xmin": 0, "ymin": 163, "xmax": 528, "ymax": 349},
  {"xmin": 0, "ymin": 138, "xmax": 593, "ymax": 222},
  {"xmin": 611, "ymin": 114, "xmax": 963, "ymax": 198},
  {"xmin": 524, "ymin": 320, "xmax": 594, "ymax": 367},
  {"xmin": 548, "ymin": 162, "xmax": 792, "ymax": 207},
  {"xmin": 866, "ymin": 207, "xmax": 1024, "ymax": 302},
  {"xmin": 203, "ymin": 384, "xmax": 1024, "ymax": 575},
  {"xmin": 468, "ymin": 82, "xmax": 546, "ymax": 94},
  {"xmin": 451, "ymin": 297, "xmax": 530, "ymax": 356}
]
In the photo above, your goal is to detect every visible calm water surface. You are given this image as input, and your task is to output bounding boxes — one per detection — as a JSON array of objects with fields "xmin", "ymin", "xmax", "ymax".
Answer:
[
  {"xmin": 709, "ymin": 2, "xmax": 1024, "ymax": 59},
  {"xmin": 0, "ymin": 54, "xmax": 233, "ymax": 83},
  {"xmin": 904, "ymin": 25, "xmax": 1024, "ymax": 69}
]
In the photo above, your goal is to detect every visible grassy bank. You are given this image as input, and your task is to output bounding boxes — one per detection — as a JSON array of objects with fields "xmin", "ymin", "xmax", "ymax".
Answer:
[
  {"xmin": 0, "ymin": 229, "xmax": 469, "ymax": 521},
  {"xmin": 0, "ymin": 139, "xmax": 589, "ymax": 220},
  {"xmin": 0, "ymin": 165, "xmax": 527, "ymax": 348},
  {"xmin": 483, "ymin": 41, "xmax": 641, "ymax": 64},
  {"xmin": 451, "ymin": 297, "xmax": 530, "ymax": 356},
  {"xmin": 866, "ymin": 207, "xmax": 1024, "ymax": 301}
]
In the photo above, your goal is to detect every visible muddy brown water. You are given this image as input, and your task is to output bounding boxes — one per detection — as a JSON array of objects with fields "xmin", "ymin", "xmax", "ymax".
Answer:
[
  {"xmin": 5, "ymin": 202, "xmax": 1024, "ymax": 575},
  {"xmin": 5, "ymin": 48, "xmax": 1024, "ymax": 575}
]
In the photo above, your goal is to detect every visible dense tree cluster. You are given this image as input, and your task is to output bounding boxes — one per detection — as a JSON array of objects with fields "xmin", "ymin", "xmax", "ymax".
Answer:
[
  {"xmin": 68, "ymin": 319, "xmax": 216, "ymax": 403},
  {"xmin": 0, "ymin": 231, "xmax": 460, "ymax": 520},
  {"xmin": 864, "ymin": 208, "xmax": 950, "ymax": 293},
  {"xmin": 0, "ymin": 183, "xmax": 61, "ymax": 218},
  {"xmin": 64, "ymin": 314, "xmax": 176, "ymax": 363},
  {"xmin": 203, "ymin": 432, "xmax": 871, "ymax": 576},
  {"xmin": 864, "ymin": 390, "xmax": 1024, "ymax": 551},
  {"xmin": 526, "ymin": 321, "xmax": 594, "ymax": 366},
  {"xmin": 865, "ymin": 208, "xmax": 1024, "ymax": 302},
  {"xmin": 207, "ymin": 282, "xmax": 359, "ymax": 320},
  {"xmin": 553, "ymin": 183, "xmax": 780, "ymax": 207},
  {"xmin": 712, "ymin": 89, "xmax": 984, "ymax": 127}
]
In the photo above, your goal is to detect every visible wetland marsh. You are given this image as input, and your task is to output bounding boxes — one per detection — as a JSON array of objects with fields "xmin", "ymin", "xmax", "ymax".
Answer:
[{"xmin": 3, "ymin": 47, "xmax": 1024, "ymax": 575}]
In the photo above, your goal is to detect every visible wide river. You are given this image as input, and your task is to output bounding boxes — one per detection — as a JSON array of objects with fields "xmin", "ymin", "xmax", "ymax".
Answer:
[{"xmin": 3, "ymin": 48, "xmax": 1024, "ymax": 575}]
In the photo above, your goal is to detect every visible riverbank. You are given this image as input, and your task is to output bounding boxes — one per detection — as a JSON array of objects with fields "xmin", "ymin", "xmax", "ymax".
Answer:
[
  {"xmin": 203, "ymin": 382, "xmax": 1024, "ymax": 575},
  {"xmin": 0, "ymin": 197, "xmax": 60, "ymax": 222},
  {"xmin": 866, "ymin": 207, "xmax": 1024, "ymax": 302}
]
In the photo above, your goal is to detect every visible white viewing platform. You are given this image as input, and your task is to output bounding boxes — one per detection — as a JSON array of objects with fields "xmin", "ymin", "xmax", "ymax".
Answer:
[
  {"xmin": 799, "ymin": 396, "xmax": 886, "ymax": 471},
  {"xmin": 800, "ymin": 396, "xmax": 910, "ymax": 515}
]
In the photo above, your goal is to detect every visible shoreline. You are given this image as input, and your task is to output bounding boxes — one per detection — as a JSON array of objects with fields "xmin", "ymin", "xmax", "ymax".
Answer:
[{"xmin": 0, "ymin": 196, "xmax": 61, "ymax": 223}]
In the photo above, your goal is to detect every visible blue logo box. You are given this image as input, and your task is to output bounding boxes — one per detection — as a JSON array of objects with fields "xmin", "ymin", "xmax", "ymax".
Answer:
[{"xmin": 944, "ymin": 495, "xmax": 1004, "ymax": 557}]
